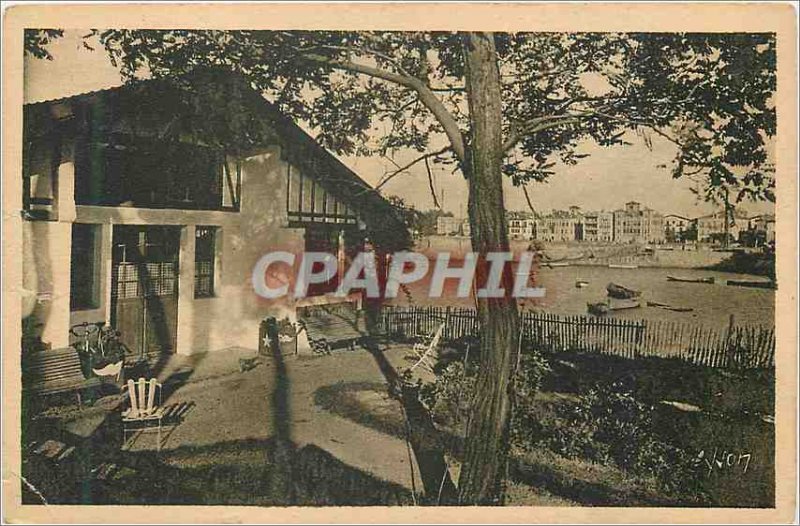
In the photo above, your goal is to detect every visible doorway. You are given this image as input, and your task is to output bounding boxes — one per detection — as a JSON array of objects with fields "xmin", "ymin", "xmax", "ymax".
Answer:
[{"xmin": 111, "ymin": 225, "xmax": 180, "ymax": 358}]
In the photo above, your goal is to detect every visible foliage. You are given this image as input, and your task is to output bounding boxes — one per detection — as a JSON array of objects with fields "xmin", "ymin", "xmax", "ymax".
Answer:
[
  {"xmin": 418, "ymin": 209, "xmax": 454, "ymax": 236},
  {"xmin": 88, "ymin": 329, "xmax": 126, "ymax": 370},
  {"xmin": 420, "ymin": 344, "xmax": 551, "ymax": 435},
  {"xmin": 25, "ymin": 30, "xmax": 776, "ymax": 206},
  {"xmin": 23, "ymin": 29, "xmax": 64, "ymax": 60},
  {"xmin": 529, "ymin": 382, "xmax": 706, "ymax": 498},
  {"xmin": 420, "ymin": 360, "xmax": 476, "ymax": 430},
  {"xmin": 24, "ymin": 27, "xmax": 776, "ymax": 503}
]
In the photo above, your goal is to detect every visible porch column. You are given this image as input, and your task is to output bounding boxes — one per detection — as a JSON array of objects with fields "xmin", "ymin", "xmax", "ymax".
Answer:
[
  {"xmin": 39, "ymin": 156, "xmax": 76, "ymax": 349},
  {"xmin": 99, "ymin": 223, "xmax": 113, "ymax": 325},
  {"xmin": 176, "ymin": 225, "xmax": 196, "ymax": 355}
]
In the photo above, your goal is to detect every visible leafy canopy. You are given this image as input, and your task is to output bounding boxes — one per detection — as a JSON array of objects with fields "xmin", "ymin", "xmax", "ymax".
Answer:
[{"xmin": 26, "ymin": 30, "xmax": 777, "ymax": 206}]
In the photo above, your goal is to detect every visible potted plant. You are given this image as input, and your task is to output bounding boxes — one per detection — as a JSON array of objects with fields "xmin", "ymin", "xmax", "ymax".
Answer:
[
  {"xmin": 276, "ymin": 317, "xmax": 299, "ymax": 355},
  {"xmin": 90, "ymin": 327, "xmax": 126, "ymax": 380}
]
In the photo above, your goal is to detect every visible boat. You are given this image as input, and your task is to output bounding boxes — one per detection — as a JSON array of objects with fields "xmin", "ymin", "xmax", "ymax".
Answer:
[
  {"xmin": 666, "ymin": 276, "xmax": 715, "ymax": 284},
  {"xmin": 609, "ymin": 298, "xmax": 642, "ymax": 310},
  {"xmin": 726, "ymin": 279, "xmax": 776, "ymax": 290},
  {"xmin": 546, "ymin": 261, "xmax": 571, "ymax": 268},
  {"xmin": 608, "ymin": 263, "xmax": 638, "ymax": 269},
  {"xmin": 575, "ymin": 279, "xmax": 589, "ymax": 288},
  {"xmin": 606, "ymin": 282, "xmax": 642, "ymax": 299},
  {"xmin": 647, "ymin": 301, "xmax": 694, "ymax": 312},
  {"xmin": 587, "ymin": 302, "xmax": 610, "ymax": 316},
  {"xmin": 588, "ymin": 298, "xmax": 641, "ymax": 315}
]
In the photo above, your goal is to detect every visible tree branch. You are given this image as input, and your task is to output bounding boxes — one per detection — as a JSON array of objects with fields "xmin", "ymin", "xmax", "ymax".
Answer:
[
  {"xmin": 424, "ymin": 156, "xmax": 441, "ymax": 209},
  {"xmin": 298, "ymin": 52, "xmax": 467, "ymax": 161},
  {"xmin": 521, "ymin": 184, "xmax": 537, "ymax": 216},
  {"xmin": 373, "ymin": 145, "xmax": 453, "ymax": 193},
  {"xmin": 503, "ymin": 116, "xmax": 581, "ymax": 152}
]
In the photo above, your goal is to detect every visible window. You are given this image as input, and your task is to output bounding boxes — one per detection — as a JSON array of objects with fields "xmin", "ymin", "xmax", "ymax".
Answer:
[
  {"xmin": 70, "ymin": 224, "xmax": 100, "ymax": 310},
  {"xmin": 75, "ymin": 137, "xmax": 237, "ymax": 211},
  {"xmin": 194, "ymin": 226, "xmax": 217, "ymax": 298},
  {"xmin": 286, "ymin": 164, "xmax": 357, "ymax": 226},
  {"xmin": 23, "ymin": 137, "xmax": 60, "ymax": 220},
  {"xmin": 304, "ymin": 224, "xmax": 340, "ymax": 297}
]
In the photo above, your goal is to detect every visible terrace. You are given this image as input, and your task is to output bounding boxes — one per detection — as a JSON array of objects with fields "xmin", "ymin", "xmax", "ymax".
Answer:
[{"xmin": 21, "ymin": 320, "xmax": 774, "ymax": 507}]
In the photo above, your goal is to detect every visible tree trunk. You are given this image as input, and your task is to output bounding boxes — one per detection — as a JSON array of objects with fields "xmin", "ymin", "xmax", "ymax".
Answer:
[{"xmin": 456, "ymin": 32, "xmax": 521, "ymax": 505}]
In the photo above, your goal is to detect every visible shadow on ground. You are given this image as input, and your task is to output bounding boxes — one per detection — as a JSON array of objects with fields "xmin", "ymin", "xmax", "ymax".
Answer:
[{"xmin": 21, "ymin": 435, "xmax": 413, "ymax": 506}]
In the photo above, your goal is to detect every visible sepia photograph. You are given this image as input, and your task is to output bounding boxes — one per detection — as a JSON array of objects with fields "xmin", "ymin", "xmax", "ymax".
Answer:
[{"xmin": 2, "ymin": 2, "xmax": 797, "ymax": 523}]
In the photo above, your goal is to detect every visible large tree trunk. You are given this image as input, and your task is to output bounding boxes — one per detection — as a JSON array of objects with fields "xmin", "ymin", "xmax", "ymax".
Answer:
[{"xmin": 457, "ymin": 32, "xmax": 521, "ymax": 505}]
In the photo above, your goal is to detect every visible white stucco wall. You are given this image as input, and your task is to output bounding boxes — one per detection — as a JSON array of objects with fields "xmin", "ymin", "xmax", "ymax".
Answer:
[{"xmin": 24, "ymin": 144, "xmax": 363, "ymax": 355}]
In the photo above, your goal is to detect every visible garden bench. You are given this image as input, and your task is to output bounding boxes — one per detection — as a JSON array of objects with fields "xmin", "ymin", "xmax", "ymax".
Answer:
[
  {"xmin": 23, "ymin": 347, "xmax": 101, "ymax": 407},
  {"xmin": 297, "ymin": 302, "xmax": 366, "ymax": 354}
]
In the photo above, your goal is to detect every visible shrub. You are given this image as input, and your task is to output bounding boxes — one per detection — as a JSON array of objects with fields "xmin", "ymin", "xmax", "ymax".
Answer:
[
  {"xmin": 531, "ymin": 382, "xmax": 706, "ymax": 497},
  {"xmin": 420, "ymin": 343, "xmax": 551, "ymax": 437}
]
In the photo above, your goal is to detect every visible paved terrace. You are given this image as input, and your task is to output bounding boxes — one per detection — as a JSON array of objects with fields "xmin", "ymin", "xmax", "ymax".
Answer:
[{"xmin": 26, "ymin": 344, "xmax": 431, "ymax": 503}]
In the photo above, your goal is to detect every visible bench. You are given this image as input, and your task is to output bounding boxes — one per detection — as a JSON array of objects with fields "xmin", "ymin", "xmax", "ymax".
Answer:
[
  {"xmin": 297, "ymin": 302, "xmax": 366, "ymax": 354},
  {"xmin": 23, "ymin": 347, "xmax": 101, "ymax": 407}
]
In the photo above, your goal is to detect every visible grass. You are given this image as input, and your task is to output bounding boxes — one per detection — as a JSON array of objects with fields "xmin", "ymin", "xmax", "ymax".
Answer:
[{"xmin": 313, "ymin": 350, "xmax": 775, "ymax": 508}]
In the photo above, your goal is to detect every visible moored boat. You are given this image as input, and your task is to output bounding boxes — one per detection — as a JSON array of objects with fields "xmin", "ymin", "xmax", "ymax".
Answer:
[
  {"xmin": 647, "ymin": 301, "xmax": 694, "ymax": 312},
  {"xmin": 666, "ymin": 275, "xmax": 715, "ymax": 284},
  {"xmin": 588, "ymin": 298, "xmax": 641, "ymax": 315},
  {"xmin": 726, "ymin": 279, "xmax": 776, "ymax": 289},
  {"xmin": 575, "ymin": 279, "xmax": 589, "ymax": 288},
  {"xmin": 587, "ymin": 302, "xmax": 610, "ymax": 316},
  {"xmin": 608, "ymin": 263, "xmax": 638, "ymax": 269},
  {"xmin": 606, "ymin": 282, "xmax": 642, "ymax": 299},
  {"xmin": 608, "ymin": 298, "xmax": 642, "ymax": 311}
]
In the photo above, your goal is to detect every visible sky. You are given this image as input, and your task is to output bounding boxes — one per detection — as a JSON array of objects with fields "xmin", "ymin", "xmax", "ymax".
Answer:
[{"xmin": 24, "ymin": 30, "xmax": 776, "ymax": 220}]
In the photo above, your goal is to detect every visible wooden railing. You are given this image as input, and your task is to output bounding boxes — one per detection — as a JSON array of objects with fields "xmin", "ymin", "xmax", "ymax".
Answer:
[{"xmin": 377, "ymin": 306, "xmax": 775, "ymax": 369}]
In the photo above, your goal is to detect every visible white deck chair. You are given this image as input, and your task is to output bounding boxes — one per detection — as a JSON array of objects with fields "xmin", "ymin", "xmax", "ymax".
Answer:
[
  {"xmin": 410, "ymin": 323, "xmax": 445, "ymax": 372},
  {"xmin": 122, "ymin": 377, "xmax": 164, "ymax": 451}
]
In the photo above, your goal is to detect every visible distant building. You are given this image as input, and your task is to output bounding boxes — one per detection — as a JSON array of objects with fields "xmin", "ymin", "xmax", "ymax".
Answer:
[
  {"xmin": 744, "ymin": 214, "xmax": 775, "ymax": 246},
  {"xmin": 534, "ymin": 210, "xmax": 581, "ymax": 242},
  {"xmin": 664, "ymin": 214, "xmax": 692, "ymax": 242},
  {"xmin": 582, "ymin": 211, "xmax": 614, "ymax": 242},
  {"xmin": 696, "ymin": 209, "xmax": 749, "ymax": 243},
  {"xmin": 508, "ymin": 212, "xmax": 535, "ymax": 240},
  {"xmin": 613, "ymin": 201, "xmax": 665, "ymax": 244},
  {"xmin": 436, "ymin": 215, "xmax": 462, "ymax": 235}
]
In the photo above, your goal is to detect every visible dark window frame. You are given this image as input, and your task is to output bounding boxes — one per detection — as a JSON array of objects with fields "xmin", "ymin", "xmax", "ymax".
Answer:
[
  {"xmin": 194, "ymin": 226, "xmax": 217, "ymax": 299},
  {"xmin": 70, "ymin": 223, "xmax": 101, "ymax": 311}
]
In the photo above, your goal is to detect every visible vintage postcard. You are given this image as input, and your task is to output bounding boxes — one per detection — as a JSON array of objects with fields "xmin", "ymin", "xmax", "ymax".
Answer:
[{"xmin": 2, "ymin": 2, "xmax": 797, "ymax": 524}]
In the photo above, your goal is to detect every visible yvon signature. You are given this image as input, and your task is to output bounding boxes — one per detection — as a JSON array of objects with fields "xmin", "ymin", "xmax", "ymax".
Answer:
[{"xmin": 696, "ymin": 448, "xmax": 753, "ymax": 475}]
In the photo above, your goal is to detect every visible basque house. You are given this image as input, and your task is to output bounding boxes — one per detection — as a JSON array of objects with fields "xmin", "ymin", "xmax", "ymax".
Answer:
[{"xmin": 22, "ymin": 70, "xmax": 409, "ymax": 358}]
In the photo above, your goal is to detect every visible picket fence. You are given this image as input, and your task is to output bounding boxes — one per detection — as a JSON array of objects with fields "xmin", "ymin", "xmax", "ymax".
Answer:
[{"xmin": 377, "ymin": 305, "xmax": 775, "ymax": 369}]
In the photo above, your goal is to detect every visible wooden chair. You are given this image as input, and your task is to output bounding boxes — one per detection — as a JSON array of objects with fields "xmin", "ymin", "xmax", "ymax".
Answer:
[
  {"xmin": 122, "ymin": 378, "xmax": 164, "ymax": 451},
  {"xmin": 409, "ymin": 323, "xmax": 445, "ymax": 372}
]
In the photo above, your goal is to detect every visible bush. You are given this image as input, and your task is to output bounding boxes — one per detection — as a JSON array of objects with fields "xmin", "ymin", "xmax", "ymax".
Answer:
[
  {"xmin": 419, "ymin": 343, "xmax": 551, "ymax": 437},
  {"xmin": 419, "ymin": 361, "xmax": 474, "ymax": 431},
  {"xmin": 531, "ymin": 382, "xmax": 706, "ymax": 497}
]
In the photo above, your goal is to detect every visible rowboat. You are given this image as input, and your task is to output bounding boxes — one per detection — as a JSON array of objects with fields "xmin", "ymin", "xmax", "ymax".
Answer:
[
  {"xmin": 606, "ymin": 282, "xmax": 642, "ymax": 299},
  {"xmin": 608, "ymin": 263, "xmax": 638, "ymax": 269},
  {"xmin": 647, "ymin": 301, "xmax": 694, "ymax": 313},
  {"xmin": 588, "ymin": 298, "xmax": 641, "ymax": 315},
  {"xmin": 726, "ymin": 279, "xmax": 776, "ymax": 290},
  {"xmin": 608, "ymin": 298, "xmax": 642, "ymax": 311},
  {"xmin": 666, "ymin": 276, "xmax": 715, "ymax": 284},
  {"xmin": 587, "ymin": 302, "xmax": 610, "ymax": 316}
]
